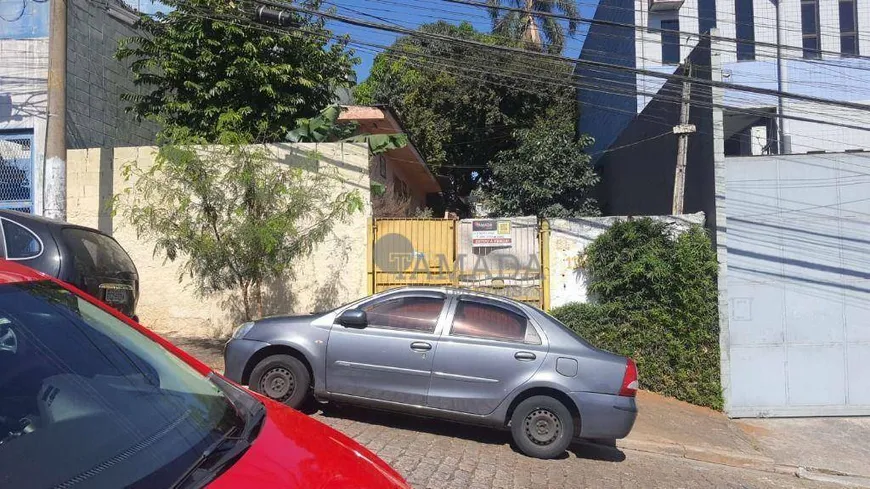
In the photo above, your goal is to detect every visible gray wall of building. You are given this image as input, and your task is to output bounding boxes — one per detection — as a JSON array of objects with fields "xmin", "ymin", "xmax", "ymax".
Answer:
[
  {"xmin": 67, "ymin": 0, "xmax": 157, "ymax": 149},
  {"xmin": 594, "ymin": 39, "xmax": 716, "ymax": 234},
  {"xmin": 724, "ymin": 151, "xmax": 870, "ymax": 417}
]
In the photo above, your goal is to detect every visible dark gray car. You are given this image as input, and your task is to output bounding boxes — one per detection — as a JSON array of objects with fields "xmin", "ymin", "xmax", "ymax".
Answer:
[{"xmin": 223, "ymin": 287, "xmax": 638, "ymax": 459}]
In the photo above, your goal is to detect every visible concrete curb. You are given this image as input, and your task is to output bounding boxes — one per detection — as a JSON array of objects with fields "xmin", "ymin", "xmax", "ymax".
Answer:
[
  {"xmin": 616, "ymin": 439, "xmax": 870, "ymax": 488},
  {"xmin": 616, "ymin": 438, "xmax": 775, "ymax": 471}
]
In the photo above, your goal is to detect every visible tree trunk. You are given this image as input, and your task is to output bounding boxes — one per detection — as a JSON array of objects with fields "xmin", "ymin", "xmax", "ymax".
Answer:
[
  {"xmin": 523, "ymin": 0, "xmax": 542, "ymax": 48},
  {"xmin": 252, "ymin": 279, "xmax": 264, "ymax": 320},
  {"xmin": 240, "ymin": 284, "xmax": 253, "ymax": 321}
]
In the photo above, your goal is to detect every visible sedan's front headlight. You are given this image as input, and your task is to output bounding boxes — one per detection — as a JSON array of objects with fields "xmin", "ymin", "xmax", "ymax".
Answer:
[{"xmin": 231, "ymin": 321, "xmax": 255, "ymax": 340}]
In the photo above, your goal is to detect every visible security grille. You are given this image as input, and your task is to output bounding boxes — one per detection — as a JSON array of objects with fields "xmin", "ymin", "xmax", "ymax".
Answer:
[{"xmin": 0, "ymin": 133, "xmax": 34, "ymax": 213}]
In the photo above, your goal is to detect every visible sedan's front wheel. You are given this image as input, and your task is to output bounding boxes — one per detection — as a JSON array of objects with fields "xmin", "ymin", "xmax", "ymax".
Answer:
[
  {"xmin": 510, "ymin": 395, "xmax": 574, "ymax": 459},
  {"xmin": 249, "ymin": 354, "xmax": 311, "ymax": 409}
]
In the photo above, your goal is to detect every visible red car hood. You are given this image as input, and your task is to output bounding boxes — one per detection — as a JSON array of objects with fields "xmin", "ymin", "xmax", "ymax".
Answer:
[{"xmin": 207, "ymin": 398, "xmax": 408, "ymax": 489}]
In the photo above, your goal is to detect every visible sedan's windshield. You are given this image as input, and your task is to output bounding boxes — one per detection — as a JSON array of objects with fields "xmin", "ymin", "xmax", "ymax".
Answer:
[{"xmin": 0, "ymin": 281, "xmax": 245, "ymax": 488}]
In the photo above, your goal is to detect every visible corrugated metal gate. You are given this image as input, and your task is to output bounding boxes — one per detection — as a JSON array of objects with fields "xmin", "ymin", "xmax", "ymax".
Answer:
[
  {"xmin": 0, "ymin": 133, "xmax": 34, "ymax": 213},
  {"xmin": 369, "ymin": 217, "xmax": 549, "ymax": 309},
  {"xmin": 726, "ymin": 154, "xmax": 870, "ymax": 417}
]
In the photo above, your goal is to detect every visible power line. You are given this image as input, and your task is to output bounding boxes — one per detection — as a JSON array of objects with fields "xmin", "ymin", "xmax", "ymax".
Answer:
[
  {"xmin": 335, "ymin": 0, "xmax": 870, "ymax": 84},
  {"xmin": 170, "ymin": 5, "xmax": 870, "ymax": 180},
  {"xmin": 442, "ymin": 0, "xmax": 870, "ymax": 64},
  {"xmin": 254, "ymin": 0, "xmax": 870, "ymax": 120}
]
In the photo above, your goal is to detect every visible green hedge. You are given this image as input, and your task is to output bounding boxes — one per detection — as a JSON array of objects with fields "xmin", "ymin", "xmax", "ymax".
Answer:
[{"xmin": 550, "ymin": 218, "xmax": 722, "ymax": 409}]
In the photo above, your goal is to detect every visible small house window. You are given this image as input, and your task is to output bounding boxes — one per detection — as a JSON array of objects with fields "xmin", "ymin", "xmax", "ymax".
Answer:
[{"xmin": 378, "ymin": 155, "xmax": 387, "ymax": 178}]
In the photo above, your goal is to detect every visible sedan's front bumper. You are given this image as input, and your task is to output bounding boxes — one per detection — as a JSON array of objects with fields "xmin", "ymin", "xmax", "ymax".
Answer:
[
  {"xmin": 571, "ymin": 391, "xmax": 638, "ymax": 439},
  {"xmin": 224, "ymin": 338, "xmax": 270, "ymax": 384}
]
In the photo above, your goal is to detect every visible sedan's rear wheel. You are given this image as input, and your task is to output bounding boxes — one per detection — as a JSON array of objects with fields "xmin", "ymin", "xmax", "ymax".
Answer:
[
  {"xmin": 249, "ymin": 354, "xmax": 311, "ymax": 409},
  {"xmin": 510, "ymin": 395, "xmax": 574, "ymax": 459}
]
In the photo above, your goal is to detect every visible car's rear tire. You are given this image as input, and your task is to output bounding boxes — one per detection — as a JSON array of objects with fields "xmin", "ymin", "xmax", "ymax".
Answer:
[
  {"xmin": 249, "ymin": 354, "xmax": 311, "ymax": 409},
  {"xmin": 510, "ymin": 395, "xmax": 574, "ymax": 459}
]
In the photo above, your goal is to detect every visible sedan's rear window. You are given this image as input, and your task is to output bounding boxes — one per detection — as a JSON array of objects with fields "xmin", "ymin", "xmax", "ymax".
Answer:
[
  {"xmin": 61, "ymin": 228, "xmax": 136, "ymax": 275},
  {"xmin": 451, "ymin": 300, "xmax": 528, "ymax": 342},
  {"xmin": 2, "ymin": 219, "xmax": 42, "ymax": 259}
]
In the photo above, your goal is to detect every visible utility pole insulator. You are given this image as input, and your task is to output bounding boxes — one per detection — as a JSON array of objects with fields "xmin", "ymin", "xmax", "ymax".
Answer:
[{"xmin": 672, "ymin": 124, "xmax": 696, "ymax": 134}]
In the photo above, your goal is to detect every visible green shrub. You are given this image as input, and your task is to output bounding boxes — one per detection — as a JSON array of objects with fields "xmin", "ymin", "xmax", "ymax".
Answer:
[{"xmin": 551, "ymin": 218, "xmax": 722, "ymax": 410}]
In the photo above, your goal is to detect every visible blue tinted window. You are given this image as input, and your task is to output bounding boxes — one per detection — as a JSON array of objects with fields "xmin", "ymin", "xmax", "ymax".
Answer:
[
  {"xmin": 661, "ymin": 19, "xmax": 681, "ymax": 64},
  {"xmin": 735, "ymin": 0, "xmax": 756, "ymax": 60}
]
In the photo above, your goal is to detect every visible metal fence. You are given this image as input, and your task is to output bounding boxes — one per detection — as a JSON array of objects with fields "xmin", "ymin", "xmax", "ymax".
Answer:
[
  {"xmin": 369, "ymin": 217, "xmax": 550, "ymax": 309},
  {"xmin": 0, "ymin": 133, "xmax": 34, "ymax": 213}
]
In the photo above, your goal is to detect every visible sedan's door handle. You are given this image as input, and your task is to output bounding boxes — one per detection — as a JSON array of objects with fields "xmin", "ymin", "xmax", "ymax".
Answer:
[
  {"xmin": 514, "ymin": 351, "xmax": 537, "ymax": 361},
  {"xmin": 410, "ymin": 341, "xmax": 432, "ymax": 352}
]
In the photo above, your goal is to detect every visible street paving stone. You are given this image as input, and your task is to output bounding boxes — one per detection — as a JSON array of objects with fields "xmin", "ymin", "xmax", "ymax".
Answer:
[
  {"xmin": 311, "ymin": 405, "xmax": 840, "ymax": 489},
  {"xmin": 162, "ymin": 333, "xmax": 839, "ymax": 489}
]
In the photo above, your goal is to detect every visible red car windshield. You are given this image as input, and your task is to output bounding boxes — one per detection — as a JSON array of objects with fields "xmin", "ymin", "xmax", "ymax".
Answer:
[{"xmin": 0, "ymin": 281, "xmax": 247, "ymax": 488}]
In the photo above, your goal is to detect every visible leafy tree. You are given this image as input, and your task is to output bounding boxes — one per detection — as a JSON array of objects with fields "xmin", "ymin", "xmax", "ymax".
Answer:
[
  {"xmin": 115, "ymin": 115, "xmax": 364, "ymax": 320},
  {"xmin": 116, "ymin": 0, "xmax": 356, "ymax": 142},
  {"xmin": 552, "ymin": 219, "xmax": 721, "ymax": 409},
  {"xmin": 486, "ymin": 0, "xmax": 578, "ymax": 54},
  {"xmin": 355, "ymin": 21, "xmax": 576, "ymax": 212},
  {"xmin": 475, "ymin": 119, "xmax": 598, "ymax": 218}
]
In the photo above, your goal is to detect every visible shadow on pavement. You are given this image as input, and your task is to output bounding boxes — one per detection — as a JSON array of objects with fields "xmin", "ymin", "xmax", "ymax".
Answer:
[
  {"xmin": 317, "ymin": 403, "xmax": 626, "ymax": 462},
  {"xmin": 569, "ymin": 440, "xmax": 627, "ymax": 462}
]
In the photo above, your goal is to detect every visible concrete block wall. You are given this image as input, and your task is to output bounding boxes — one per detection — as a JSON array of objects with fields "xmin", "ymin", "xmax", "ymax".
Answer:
[
  {"xmin": 548, "ymin": 213, "xmax": 706, "ymax": 308},
  {"xmin": 67, "ymin": 142, "xmax": 372, "ymax": 337},
  {"xmin": 66, "ymin": 0, "xmax": 157, "ymax": 149}
]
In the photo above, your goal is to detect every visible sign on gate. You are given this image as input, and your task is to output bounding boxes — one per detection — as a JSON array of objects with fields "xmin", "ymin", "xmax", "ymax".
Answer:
[{"xmin": 471, "ymin": 219, "xmax": 512, "ymax": 248}]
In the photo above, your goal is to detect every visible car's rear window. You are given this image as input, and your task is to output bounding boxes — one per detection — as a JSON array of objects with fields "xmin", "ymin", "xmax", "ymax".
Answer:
[{"xmin": 61, "ymin": 228, "xmax": 136, "ymax": 275}]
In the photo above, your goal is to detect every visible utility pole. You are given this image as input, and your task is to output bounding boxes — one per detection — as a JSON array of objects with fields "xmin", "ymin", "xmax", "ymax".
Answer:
[
  {"xmin": 672, "ymin": 63, "xmax": 695, "ymax": 215},
  {"xmin": 45, "ymin": 0, "xmax": 67, "ymax": 220}
]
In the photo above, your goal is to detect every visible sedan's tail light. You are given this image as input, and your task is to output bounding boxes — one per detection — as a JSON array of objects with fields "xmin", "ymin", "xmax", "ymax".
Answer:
[{"xmin": 619, "ymin": 358, "xmax": 638, "ymax": 397}]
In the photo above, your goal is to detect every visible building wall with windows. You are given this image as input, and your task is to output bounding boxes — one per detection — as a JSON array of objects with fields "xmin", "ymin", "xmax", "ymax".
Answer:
[{"xmin": 579, "ymin": 0, "xmax": 870, "ymax": 161}]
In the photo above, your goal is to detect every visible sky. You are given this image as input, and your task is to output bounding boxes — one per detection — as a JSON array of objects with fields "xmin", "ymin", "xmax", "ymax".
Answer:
[
  {"xmin": 0, "ymin": 0, "xmax": 596, "ymax": 80},
  {"xmin": 324, "ymin": 0, "xmax": 597, "ymax": 81}
]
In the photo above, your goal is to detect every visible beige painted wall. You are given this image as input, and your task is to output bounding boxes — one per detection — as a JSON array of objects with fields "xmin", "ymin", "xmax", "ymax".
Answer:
[{"xmin": 67, "ymin": 143, "xmax": 371, "ymax": 338}]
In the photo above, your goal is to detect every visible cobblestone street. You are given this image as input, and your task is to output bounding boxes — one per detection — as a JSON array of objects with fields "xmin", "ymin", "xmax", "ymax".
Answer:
[
  {"xmin": 163, "ymin": 334, "xmax": 839, "ymax": 489},
  {"xmin": 311, "ymin": 405, "xmax": 836, "ymax": 489}
]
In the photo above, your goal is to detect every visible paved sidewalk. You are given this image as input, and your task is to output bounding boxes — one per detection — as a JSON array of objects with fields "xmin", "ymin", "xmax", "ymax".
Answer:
[
  {"xmin": 625, "ymin": 391, "xmax": 870, "ymax": 487},
  {"xmin": 737, "ymin": 417, "xmax": 870, "ymax": 479}
]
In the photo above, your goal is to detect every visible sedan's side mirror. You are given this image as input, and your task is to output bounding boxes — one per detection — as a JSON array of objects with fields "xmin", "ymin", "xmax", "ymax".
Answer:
[{"xmin": 337, "ymin": 309, "xmax": 367, "ymax": 328}]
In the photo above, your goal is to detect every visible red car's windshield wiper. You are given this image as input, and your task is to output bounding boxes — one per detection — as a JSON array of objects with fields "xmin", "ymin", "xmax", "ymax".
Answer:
[{"xmin": 171, "ymin": 375, "xmax": 267, "ymax": 489}]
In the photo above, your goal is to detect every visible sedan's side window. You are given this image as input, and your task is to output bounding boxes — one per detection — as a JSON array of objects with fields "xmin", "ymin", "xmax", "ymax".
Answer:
[
  {"xmin": 362, "ymin": 296, "xmax": 444, "ymax": 333},
  {"xmin": 450, "ymin": 300, "xmax": 530, "ymax": 343}
]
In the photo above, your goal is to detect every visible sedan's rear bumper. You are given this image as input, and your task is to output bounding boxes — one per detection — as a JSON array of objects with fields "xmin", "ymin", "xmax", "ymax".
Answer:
[
  {"xmin": 571, "ymin": 391, "xmax": 638, "ymax": 439},
  {"xmin": 224, "ymin": 338, "xmax": 270, "ymax": 384}
]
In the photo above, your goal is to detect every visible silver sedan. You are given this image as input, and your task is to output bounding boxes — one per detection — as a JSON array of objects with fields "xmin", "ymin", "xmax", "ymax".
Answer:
[{"xmin": 224, "ymin": 287, "xmax": 638, "ymax": 459}]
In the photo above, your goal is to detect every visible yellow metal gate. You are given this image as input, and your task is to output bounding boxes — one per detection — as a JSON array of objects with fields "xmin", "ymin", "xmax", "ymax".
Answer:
[{"xmin": 368, "ymin": 218, "xmax": 550, "ymax": 310}]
